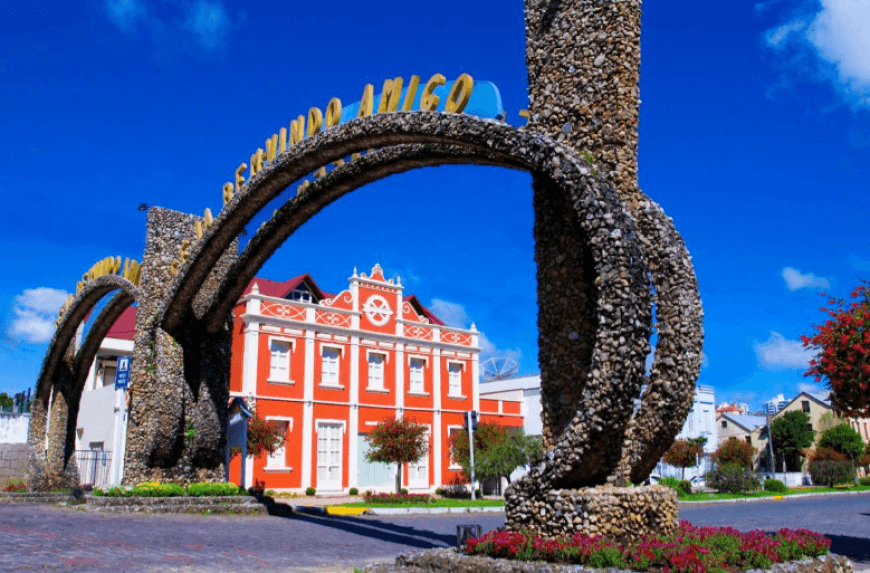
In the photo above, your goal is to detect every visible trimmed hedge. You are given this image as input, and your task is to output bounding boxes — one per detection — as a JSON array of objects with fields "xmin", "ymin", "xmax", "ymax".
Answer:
[
  {"xmin": 764, "ymin": 478, "xmax": 788, "ymax": 493},
  {"xmin": 808, "ymin": 460, "xmax": 855, "ymax": 487},
  {"xmin": 706, "ymin": 463, "xmax": 760, "ymax": 493},
  {"xmin": 363, "ymin": 493, "xmax": 433, "ymax": 505},
  {"xmin": 93, "ymin": 481, "xmax": 244, "ymax": 498}
]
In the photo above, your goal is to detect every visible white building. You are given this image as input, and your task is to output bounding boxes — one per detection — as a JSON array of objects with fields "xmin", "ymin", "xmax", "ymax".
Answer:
[
  {"xmin": 74, "ymin": 307, "xmax": 135, "ymax": 486},
  {"xmin": 480, "ymin": 375, "xmax": 717, "ymax": 483}
]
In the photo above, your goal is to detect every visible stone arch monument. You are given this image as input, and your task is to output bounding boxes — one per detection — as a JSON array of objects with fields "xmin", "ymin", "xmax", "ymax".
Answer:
[{"xmin": 30, "ymin": 0, "xmax": 702, "ymax": 540}]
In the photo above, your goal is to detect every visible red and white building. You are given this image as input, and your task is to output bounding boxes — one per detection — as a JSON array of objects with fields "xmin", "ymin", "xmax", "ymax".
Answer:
[{"xmin": 227, "ymin": 264, "xmax": 524, "ymax": 493}]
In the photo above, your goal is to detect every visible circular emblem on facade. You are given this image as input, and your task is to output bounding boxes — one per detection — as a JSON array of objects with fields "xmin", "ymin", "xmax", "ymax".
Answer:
[{"xmin": 363, "ymin": 295, "xmax": 393, "ymax": 326}]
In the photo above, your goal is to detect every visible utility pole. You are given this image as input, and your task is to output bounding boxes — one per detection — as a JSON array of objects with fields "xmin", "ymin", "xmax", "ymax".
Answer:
[
  {"xmin": 766, "ymin": 404, "xmax": 779, "ymax": 487},
  {"xmin": 466, "ymin": 411, "xmax": 477, "ymax": 500}
]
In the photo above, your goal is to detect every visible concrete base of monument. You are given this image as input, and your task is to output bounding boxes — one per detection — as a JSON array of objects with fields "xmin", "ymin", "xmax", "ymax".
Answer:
[
  {"xmin": 363, "ymin": 549, "xmax": 855, "ymax": 573},
  {"xmin": 504, "ymin": 485, "xmax": 679, "ymax": 543}
]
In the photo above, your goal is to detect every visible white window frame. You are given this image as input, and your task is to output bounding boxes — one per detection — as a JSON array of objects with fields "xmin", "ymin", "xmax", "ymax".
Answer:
[
  {"xmin": 268, "ymin": 336, "xmax": 296, "ymax": 384},
  {"xmin": 315, "ymin": 419, "xmax": 347, "ymax": 491},
  {"xmin": 407, "ymin": 424, "xmax": 431, "ymax": 488},
  {"xmin": 319, "ymin": 343, "xmax": 345, "ymax": 388},
  {"xmin": 365, "ymin": 350, "xmax": 388, "ymax": 392},
  {"xmin": 264, "ymin": 416, "xmax": 293, "ymax": 471},
  {"xmin": 447, "ymin": 425, "xmax": 464, "ymax": 470},
  {"xmin": 446, "ymin": 360, "xmax": 465, "ymax": 398},
  {"xmin": 407, "ymin": 355, "xmax": 428, "ymax": 396}
]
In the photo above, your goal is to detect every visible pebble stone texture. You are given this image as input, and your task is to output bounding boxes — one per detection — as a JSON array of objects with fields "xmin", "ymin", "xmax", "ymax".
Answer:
[
  {"xmin": 364, "ymin": 550, "xmax": 854, "ymax": 573},
  {"xmin": 123, "ymin": 207, "xmax": 237, "ymax": 485},
  {"xmin": 27, "ymin": 276, "xmax": 140, "ymax": 491},
  {"xmin": 26, "ymin": 0, "xmax": 703, "ymax": 545}
]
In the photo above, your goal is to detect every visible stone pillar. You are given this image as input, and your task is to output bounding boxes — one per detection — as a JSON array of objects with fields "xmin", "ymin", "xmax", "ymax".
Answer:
[
  {"xmin": 524, "ymin": 0, "xmax": 643, "ymax": 205},
  {"xmin": 124, "ymin": 207, "xmax": 236, "ymax": 484}
]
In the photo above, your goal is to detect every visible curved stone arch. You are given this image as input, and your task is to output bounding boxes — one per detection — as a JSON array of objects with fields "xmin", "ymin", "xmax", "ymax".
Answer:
[
  {"xmin": 156, "ymin": 110, "xmax": 655, "ymax": 487},
  {"xmin": 28, "ymin": 275, "xmax": 140, "ymax": 490},
  {"xmin": 196, "ymin": 135, "xmax": 702, "ymax": 486}
]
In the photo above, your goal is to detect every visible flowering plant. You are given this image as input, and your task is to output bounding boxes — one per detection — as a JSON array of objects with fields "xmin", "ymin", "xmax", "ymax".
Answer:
[
  {"xmin": 465, "ymin": 521, "xmax": 830, "ymax": 573},
  {"xmin": 362, "ymin": 492, "xmax": 433, "ymax": 505},
  {"xmin": 802, "ymin": 282, "xmax": 870, "ymax": 416}
]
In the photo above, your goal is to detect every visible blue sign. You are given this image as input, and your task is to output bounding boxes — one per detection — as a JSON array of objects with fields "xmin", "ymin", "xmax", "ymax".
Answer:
[
  {"xmin": 114, "ymin": 356, "xmax": 130, "ymax": 389},
  {"xmin": 340, "ymin": 79, "xmax": 503, "ymax": 121}
]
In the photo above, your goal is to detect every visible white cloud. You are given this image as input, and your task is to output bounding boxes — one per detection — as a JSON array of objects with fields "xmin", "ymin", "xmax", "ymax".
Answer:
[
  {"xmin": 782, "ymin": 267, "xmax": 830, "ymax": 291},
  {"xmin": 105, "ymin": 0, "xmax": 147, "ymax": 32},
  {"xmin": 766, "ymin": 20, "xmax": 808, "ymax": 47},
  {"xmin": 429, "ymin": 298, "xmax": 472, "ymax": 329},
  {"xmin": 764, "ymin": 0, "xmax": 870, "ymax": 107},
  {"xmin": 477, "ymin": 331, "xmax": 522, "ymax": 368},
  {"xmin": 753, "ymin": 331, "xmax": 814, "ymax": 371},
  {"xmin": 798, "ymin": 382, "xmax": 826, "ymax": 395},
  {"xmin": 184, "ymin": 1, "xmax": 230, "ymax": 50},
  {"xmin": 7, "ymin": 287, "xmax": 69, "ymax": 345}
]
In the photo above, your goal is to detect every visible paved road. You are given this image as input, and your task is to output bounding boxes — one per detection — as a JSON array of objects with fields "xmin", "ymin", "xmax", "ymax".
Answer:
[{"xmin": 1, "ymin": 493, "xmax": 869, "ymax": 572}]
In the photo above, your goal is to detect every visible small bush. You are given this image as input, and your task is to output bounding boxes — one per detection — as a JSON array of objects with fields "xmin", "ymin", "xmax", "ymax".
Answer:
[
  {"xmin": 678, "ymin": 480, "xmax": 692, "ymax": 496},
  {"xmin": 363, "ymin": 492, "xmax": 433, "ymax": 504},
  {"xmin": 658, "ymin": 477, "xmax": 680, "ymax": 490},
  {"xmin": 305, "ymin": 486, "xmax": 316, "ymax": 496},
  {"xmin": 808, "ymin": 460, "xmax": 855, "ymax": 487},
  {"xmin": 764, "ymin": 478, "xmax": 788, "ymax": 493},
  {"xmin": 400, "ymin": 488, "xmax": 408, "ymax": 494},
  {"xmin": 706, "ymin": 463, "xmax": 761, "ymax": 493},
  {"xmin": 348, "ymin": 487, "xmax": 359, "ymax": 495},
  {"xmin": 858, "ymin": 476, "xmax": 870, "ymax": 486},
  {"xmin": 265, "ymin": 489, "xmax": 276, "ymax": 496},
  {"xmin": 434, "ymin": 487, "xmax": 445, "ymax": 496},
  {"xmin": 187, "ymin": 482, "xmax": 242, "ymax": 497},
  {"xmin": 92, "ymin": 486, "xmax": 131, "ymax": 497}
]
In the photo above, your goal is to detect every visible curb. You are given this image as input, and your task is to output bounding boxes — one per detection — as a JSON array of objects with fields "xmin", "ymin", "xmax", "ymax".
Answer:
[
  {"xmin": 352, "ymin": 506, "xmax": 505, "ymax": 516},
  {"xmin": 678, "ymin": 489, "xmax": 870, "ymax": 505}
]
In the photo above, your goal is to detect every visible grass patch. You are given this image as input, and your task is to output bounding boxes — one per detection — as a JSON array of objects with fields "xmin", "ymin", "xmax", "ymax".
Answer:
[
  {"xmin": 679, "ymin": 485, "xmax": 870, "ymax": 501},
  {"xmin": 332, "ymin": 499, "xmax": 505, "ymax": 509}
]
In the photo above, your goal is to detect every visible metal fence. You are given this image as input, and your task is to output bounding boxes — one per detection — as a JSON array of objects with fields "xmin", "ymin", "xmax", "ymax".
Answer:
[{"xmin": 75, "ymin": 450, "xmax": 112, "ymax": 487}]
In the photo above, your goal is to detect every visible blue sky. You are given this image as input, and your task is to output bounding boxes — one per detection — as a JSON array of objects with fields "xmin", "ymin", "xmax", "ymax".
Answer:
[{"xmin": 1, "ymin": 0, "xmax": 868, "ymax": 411}]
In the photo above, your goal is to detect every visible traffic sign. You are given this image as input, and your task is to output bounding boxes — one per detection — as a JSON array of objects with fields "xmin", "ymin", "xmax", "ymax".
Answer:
[{"xmin": 114, "ymin": 356, "xmax": 131, "ymax": 389}]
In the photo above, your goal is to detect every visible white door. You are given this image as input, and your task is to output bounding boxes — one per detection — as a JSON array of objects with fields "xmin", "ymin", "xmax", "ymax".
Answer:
[
  {"xmin": 407, "ymin": 429, "xmax": 429, "ymax": 489},
  {"xmin": 317, "ymin": 423, "xmax": 343, "ymax": 491}
]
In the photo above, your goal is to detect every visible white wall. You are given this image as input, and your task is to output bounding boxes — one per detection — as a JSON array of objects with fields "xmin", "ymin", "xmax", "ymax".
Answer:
[
  {"xmin": 0, "ymin": 414, "xmax": 29, "ymax": 443},
  {"xmin": 76, "ymin": 385, "xmax": 117, "ymax": 450}
]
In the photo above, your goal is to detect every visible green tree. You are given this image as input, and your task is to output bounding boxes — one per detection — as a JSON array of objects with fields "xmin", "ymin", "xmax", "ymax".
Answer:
[
  {"xmin": 662, "ymin": 439, "xmax": 704, "ymax": 479},
  {"xmin": 818, "ymin": 423, "xmax": 864, "ymax": 461},
  {"xmin": 0, "ymin": 393, "xmax": 12, "ymax": 412},
  {"xmin": 364, "ymin": 417, "xmax": 428, "ymax": 494},
  {"xmin": 449, "ymin": 423, "xmax": 542, "ymax": 493},
  {"xmin": 771, "ymin": 411, "xmax": 815, "ymax": 472}
]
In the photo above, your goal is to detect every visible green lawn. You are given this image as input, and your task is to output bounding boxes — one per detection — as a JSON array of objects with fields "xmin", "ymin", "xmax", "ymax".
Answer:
[
  {"xmin": 332, "ymin": 498, "xmax": 506, "ymax": 509},
  {"xmin": 679, "ymin": 485, "xmax": 870, "ymax": 502}
]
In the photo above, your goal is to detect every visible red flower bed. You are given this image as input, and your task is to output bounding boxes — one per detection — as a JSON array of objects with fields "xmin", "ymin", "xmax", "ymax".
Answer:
[
  {"xmin": 465, "ymin": 522, "xmax": 831, "ymax": 573},
  {"xmin": 362, "ymin": 493, "xmax": 432, "ymax": 505}
]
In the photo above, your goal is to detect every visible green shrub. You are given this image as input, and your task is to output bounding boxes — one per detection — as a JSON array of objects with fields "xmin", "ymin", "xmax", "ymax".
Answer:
[
  {"xmin": 434, "ymin": 487, "xmax": 445, "ymax": 496},
  {"xmin": 186, "ymin": 481, "xmax": 242, "ymax": 497},
  {"xmin": 658, "ymin": 477, "xmax": 681, "ymax": 490},
  {"xmin": 265, "ymin": 489, "xmax": 276, "ymax": 496},
  {"xmin": 305, "ymin": 486, "xmax": 316, "ymax": 496},
  {"xmin": 764, "ymin": 478, "xmax": 788, "ymax": 493},
  {"xmin": 130, "ymin": 482, "xmax": 184, "ymax": 497},
  {"xmin": 859, "ymin": 476, "xmax": 870, "ymax": 486},
  {"xmin": 808, "ymin": 460, "xmax": 855, "ymax": 487},
  {"xmin": 678, "ymin": 480, "xmax": 692, "ymax": 496},
  {"xmin": 92, "ymin": 486, "xmax": 131, "ymax": 497},
  {"xmin": 363, "ymin": 492, "xmax": 432, "ymax": 504},
  {"xmin": 706, "ymin": 463, "xmax": 761, "ymax": 493},
  {"xmin": 348, "ymin": 487, "xmax": 359, "ymax": 495},
  {"xmin": 400, "ymin": 488, "xmax": 408, "ymax": 494}
]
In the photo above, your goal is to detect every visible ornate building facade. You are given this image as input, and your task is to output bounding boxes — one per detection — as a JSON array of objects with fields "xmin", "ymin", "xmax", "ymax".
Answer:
[{"xmin": 227, "ymin": 264, "xmax": 523, "ymax": 493}]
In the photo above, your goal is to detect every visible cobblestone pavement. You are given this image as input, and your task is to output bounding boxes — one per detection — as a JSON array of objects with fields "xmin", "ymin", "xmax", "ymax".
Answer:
[{"xmin": 3, "ymin": 494, "xmax": 870, "ymax": 572}]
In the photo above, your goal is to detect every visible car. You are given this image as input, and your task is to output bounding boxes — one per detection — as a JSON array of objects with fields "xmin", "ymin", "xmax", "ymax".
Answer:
[{"xmin": 690, "ymin": 475, "xmax": 707, "ymax": 489}]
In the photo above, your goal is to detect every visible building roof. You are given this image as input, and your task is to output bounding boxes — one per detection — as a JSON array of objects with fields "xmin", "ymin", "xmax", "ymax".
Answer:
[
  {"xmin": 719, "ymin": 413, "xmax": 767, "ymax": 432},
  {"xmin": 105, "ymin": 306, "xmax": 137, "ymax": 341},
  {"xmin": 240, "ymin": 271, "xmax": 445, "ymax": 325},
  {"xmin": 480, "ymin": 373, "xmax": 542, "ymax": 393},
  {"xmin": 716, "ymin": 404, "xmax": 744, "ymax": 414}
]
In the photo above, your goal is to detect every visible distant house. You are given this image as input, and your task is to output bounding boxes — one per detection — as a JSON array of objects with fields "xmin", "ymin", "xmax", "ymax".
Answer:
[{"xmin": 715, "ymin": 412, "xmax": 769, "ymax": 470}]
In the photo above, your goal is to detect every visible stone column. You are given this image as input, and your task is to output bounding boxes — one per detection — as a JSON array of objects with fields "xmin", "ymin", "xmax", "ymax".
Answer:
[
  {"xmin": 124, "ymin": 207, "xmax": 236, "ymax": 484},
  {"xmin": 524, "ymin": 0, "xmax": 643, "ymax": 205}
]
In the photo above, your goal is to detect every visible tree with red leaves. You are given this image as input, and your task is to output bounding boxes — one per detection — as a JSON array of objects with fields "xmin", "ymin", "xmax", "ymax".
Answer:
[
  {"xmin": 365, "ymin": 417, "xmax": 429, "ymax": 494},
  {"xmin": 662, "ymin": 439, "xmax": 704, "ymax": 479},
  {"xmin": 802, "ymin": 282, "xmax": 870, "ymax": 416}
]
